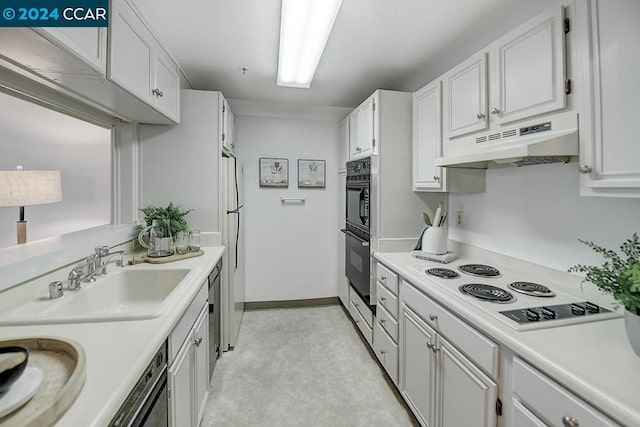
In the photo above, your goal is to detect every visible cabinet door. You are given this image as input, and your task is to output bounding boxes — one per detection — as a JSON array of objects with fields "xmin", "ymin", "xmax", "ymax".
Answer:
[
  {"xmin": 437, "ymin": 336, "xmax": 497, "ymax": 427},
  {"xmin": 39, "ymin": 28, "xmax": 107, "ymax": 74},
  {"xmin": 445, "ymin": 51, "xmax": 488, "ymax": 139},
  {"xmin": 512, "ymin": 399, "xmax": 547, "ymax": 427},
  {"xmin": 413, "ymin": 80, "xmax": 444, "ymax": 191},
  {"xmin": 349, "ymin": 110, "xmax": 361, "ymax": 159},
  {"xmin": 400, "ymin": 305, "xmax": 437, "ymax": 427},
  {"xmin": 338, "ymin": 117, "xmax": 349, "ymax": 173},
  {"xmin": 193, "ymin": 305, "xmax": 209, "ymax": 426},
  {"xmin": 169, "ymin": 338, "xmax": 194, "ymax": 427},
  {"xmin": 374, "ymin": 320, "xmax": 399, "ymax": 386},
  {"xmin": 490, "ymin": 5, "xmax": 565, "ymax": 125},
  {"xmin": 359, "ymin": 97, "xmax": 375, "ymax": 157},
  {"xmin": 154, "ymin": 49, "xmax": 180, "ymax": 122},
  {"xmin": 579, "ymin": 0, "xmax": 640, "ymax": 194},
  {"xmin": 109, "ymin": 1, "xmax": 153, "ymax": 104}
]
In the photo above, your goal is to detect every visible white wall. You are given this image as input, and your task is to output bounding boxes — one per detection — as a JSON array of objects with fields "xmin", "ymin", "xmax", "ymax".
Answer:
[
  {"xmin": 236, "ymin": 113, "xmax": 341, "ymax": 302},
  {"xmin": 448, "ymin": 163, "xmax": 640, "ymax": 272},
  {"xmin": 0, "ymin": 92, "xmax": 111, "ymax": 249}
]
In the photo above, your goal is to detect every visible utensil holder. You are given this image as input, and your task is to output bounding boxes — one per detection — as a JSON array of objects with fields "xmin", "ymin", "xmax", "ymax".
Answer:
[{"xmin": 421, "ymin": 226, "xmax": 447, "ymax": 255}]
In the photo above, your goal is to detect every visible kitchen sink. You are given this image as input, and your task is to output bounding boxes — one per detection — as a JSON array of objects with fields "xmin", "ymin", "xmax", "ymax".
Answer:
[{"xmin": 0, "ymin": 268, "xmax": 194, "ymax": 325}]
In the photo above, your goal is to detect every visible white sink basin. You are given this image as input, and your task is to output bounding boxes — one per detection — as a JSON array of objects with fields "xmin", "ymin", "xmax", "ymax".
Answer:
[{"xmin": 0, "ymin": 268, "xmax": 194, "ymax": 325}]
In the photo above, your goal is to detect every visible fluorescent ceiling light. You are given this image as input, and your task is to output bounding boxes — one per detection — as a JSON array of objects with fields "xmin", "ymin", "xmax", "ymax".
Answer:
[{"xmin": 277, "ymin": 0, "xmax": 343, "ymax": 88}]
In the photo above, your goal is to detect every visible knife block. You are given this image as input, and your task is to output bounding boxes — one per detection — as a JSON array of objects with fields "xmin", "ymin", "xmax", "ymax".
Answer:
[{"xmin": 421, "ymin": 226, "xmax": 447, "ymax": 255}]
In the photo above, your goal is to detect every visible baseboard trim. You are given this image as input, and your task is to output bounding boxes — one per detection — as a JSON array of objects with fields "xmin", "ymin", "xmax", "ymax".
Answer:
[{"xmin": 244, "ymin": 297, "xmax": 339, "ymax": 311}]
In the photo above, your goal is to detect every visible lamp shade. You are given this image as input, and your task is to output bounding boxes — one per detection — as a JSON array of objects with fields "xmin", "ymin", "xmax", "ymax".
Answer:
[{"xmin": 0, "ymin": 170, "xmax": 62, "ymax": 207}]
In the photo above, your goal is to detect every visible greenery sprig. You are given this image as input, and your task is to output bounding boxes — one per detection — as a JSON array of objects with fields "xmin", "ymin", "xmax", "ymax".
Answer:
[
  {"xmin": 569, "ymin": 233, "xmax": 640, "ymax": 314},
  {"xmin": 139, "ymin": 202, "xmax": 193, "ymax": 237}
]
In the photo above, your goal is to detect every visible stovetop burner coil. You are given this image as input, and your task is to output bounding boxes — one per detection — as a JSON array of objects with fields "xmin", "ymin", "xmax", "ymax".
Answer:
[
  {"xmin": 426, "ymin": 268, "xmax": 460, "ymax": 279},
  {"xmin": 508, "ymin": 281, "xmax": 556, "ymax": 297},
  {"xmin": 459, "ymin": 284, "xmax": 515, "ymax": 303},
  {"xmin": 458, "ymin": 264, "xmax": 501, "ymax": 278}
]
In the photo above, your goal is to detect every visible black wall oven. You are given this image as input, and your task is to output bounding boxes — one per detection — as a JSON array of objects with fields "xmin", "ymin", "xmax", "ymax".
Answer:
[{"xmin": 345, "ymin": 158, "xmax": 372, "ymax": 307}]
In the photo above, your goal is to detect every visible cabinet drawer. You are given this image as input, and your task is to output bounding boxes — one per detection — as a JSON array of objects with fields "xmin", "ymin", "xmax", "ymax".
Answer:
[
  {"xmin": 374, "ymin": 320, "xmax": 398, "ymax": 386},
  {"xmin": 401, "ymin": 280, "xmax": 498, "ymax": 377},
  {"xmin": 377, "ymin": 281, "xmax": 399, "ymax": 319},
  {"xmin": 349, "ymin": 286, "xmax": 373, "ymax": 327},
  {"xmin": 376, "ymin": 303, "xmax": 398, "ymax": 343},
  {"xmin": 512, "ymin": 399, "xmax": 547, "ymax": 427},
  {"xmin": 169, "ymin": 279, "xmax": 208, "ymax": 363},
  {"xmin": 377, "ymin": 263, "xmax": 398, "ymax": 295},
  {"xmin": 350, "ymin": 299, "xmax": 372, "ymax": 347},
  {"xmin": 513, "ymin": 358, "xmax": 617, "ymax": 427}
]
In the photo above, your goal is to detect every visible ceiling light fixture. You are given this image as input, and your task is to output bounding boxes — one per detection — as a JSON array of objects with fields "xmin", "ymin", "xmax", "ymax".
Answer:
[{"xmin": 277, "ymin": 0, "xmax": 343, "ymax": 88}]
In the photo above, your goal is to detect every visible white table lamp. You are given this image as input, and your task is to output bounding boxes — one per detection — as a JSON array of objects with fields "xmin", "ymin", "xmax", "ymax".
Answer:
[{"xmin": 0, "ymin": 167, "xmax": 62, "ymax": 244}]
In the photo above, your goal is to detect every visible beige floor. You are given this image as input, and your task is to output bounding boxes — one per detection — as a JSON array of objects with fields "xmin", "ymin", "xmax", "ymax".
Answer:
[{"xmin": 202, "ymin": 305, "xmax": 418, "ymax": 427}]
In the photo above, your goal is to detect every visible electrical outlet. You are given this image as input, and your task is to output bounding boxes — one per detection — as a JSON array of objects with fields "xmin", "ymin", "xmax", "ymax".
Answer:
[{"xmin": 456, "ymin": 210, "xmax": 464, "ymax": 227}]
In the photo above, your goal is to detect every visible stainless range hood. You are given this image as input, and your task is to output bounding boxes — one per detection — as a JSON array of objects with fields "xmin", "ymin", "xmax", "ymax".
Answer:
[{"xmin": 435, "ymin": 113, "xmax": 579, "ymax": 168}]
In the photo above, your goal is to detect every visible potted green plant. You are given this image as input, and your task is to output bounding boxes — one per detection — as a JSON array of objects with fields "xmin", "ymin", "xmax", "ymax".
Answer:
[
  {"xmin": 569, "ymin": 233, "xmax": 640, "ymax": 356},
  {"xmin": 139, "ymin": 202, "xmax": 193, "ymax": 237}
]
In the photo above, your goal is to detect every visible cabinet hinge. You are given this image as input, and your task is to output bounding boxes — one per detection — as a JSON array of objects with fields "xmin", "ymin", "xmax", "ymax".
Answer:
[
  {"xmin": 222, "ymin": 103, "xmax": 226, "ymax": 113},
  {"xmin": 564, "ymin": 18, "xmax": 570, "ymax": 34},
  {"xmin": 495, "ymin": 398, "xmax": 502, "ymax": 416},
  {"xmin": 222, "ymin": 133, "xmax": 226, "ymax": 141},
  {"xmin": 372, "ymin": 138, "xmax": 375, "ymax": 149},
  {"xmin": 565, "ymin": 79, "xmax": 572, "ymax": 95},
  {"xmin": 372, "ymin": 100, "xmax": 375, "ymax": 112}
]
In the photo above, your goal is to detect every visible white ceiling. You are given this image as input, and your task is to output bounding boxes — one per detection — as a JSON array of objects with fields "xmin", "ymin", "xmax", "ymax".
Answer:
[{"xmin": 132, "ymin": 0, "xmax": 558, "ymax": 108}]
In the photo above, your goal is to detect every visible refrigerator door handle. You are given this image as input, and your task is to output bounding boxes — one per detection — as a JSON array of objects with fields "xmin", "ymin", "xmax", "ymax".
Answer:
[{"xmin": 226, "ymin": 205, "xmax": 244, "ymax": 215}]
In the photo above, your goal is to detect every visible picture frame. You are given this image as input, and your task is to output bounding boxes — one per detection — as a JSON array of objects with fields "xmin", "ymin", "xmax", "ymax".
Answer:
[
  {"xmin": 298, "ymin": 159, "xmax": 326, "ymax": 188},
  {"xmin": 259, "ymin": 158, "xmax": 289, "ymax": 187}
]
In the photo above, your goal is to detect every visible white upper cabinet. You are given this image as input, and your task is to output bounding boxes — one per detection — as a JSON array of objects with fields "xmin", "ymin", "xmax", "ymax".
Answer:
[
  {"xmin": 109, "ymin": 0, "xmax": 180, "ymax": 123},
  {"xmin": 576, "ymin": 0, "xmax": 640, "ymax": 197},
  {"xmin": 109, "ymin": 1, "xmax": 154, "ymax": 104},
  {"xmin": 489, "ymin": 5, "xmax": 566, "ymax": 125},
  {"xmin": 414, "ymin": 80, "xmax": 486, "ymax": 193},
  {"xmin": 414, "ymin": 81, "xmax": 444, "ymax": 190},
  {"xmin": 443, "ymin": 4, "xmax": 566, "ymax": 143},
  {"xmin": 349, "ymin": 95, "xmax": 376, "ymax": 160},
  {"xmin": 445, "ymin": 52, "xmax": 488, "ymax": 139},
  {"xmin": 38, "ymin": 28, "xmax": 107, "ymax": 75},
  {"xmin": 221, "ymin": 97, "xmax": 236, "ymax": 154}
]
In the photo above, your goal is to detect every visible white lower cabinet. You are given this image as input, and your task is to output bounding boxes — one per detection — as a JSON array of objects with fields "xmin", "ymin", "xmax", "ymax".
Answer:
[
  {"xmin": 512, "ymin": 357, "xmax": 617, "ymax": 427},
  {"xmin": 169, "ymin": 301, "xmax": 209, "ymax": 427}
]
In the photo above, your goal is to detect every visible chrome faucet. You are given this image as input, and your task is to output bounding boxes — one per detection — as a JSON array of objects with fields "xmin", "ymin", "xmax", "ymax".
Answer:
[
  {"xmin": 93, "ymin": 246, "xmax": 127, "ymax": 276},
  {"xmin": 67, "ymin": 246, "xmax": 127, "ymax": 290}
]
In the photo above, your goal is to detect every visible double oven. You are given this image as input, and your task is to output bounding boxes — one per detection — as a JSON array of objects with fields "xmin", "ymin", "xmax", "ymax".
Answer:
[{"xmin": 344, "ymin": 157, "xmax": 373, "ymax": 308}]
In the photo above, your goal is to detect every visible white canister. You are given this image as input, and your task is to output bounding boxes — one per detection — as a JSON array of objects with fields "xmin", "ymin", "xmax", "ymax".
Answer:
[{"xmin": 421, "ymin": 226, "xmax": 447, "ymax": 255}]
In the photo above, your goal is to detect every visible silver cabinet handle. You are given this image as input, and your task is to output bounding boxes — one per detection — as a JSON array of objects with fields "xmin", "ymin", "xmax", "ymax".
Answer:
[
  {"xmin": 356, "ymin": 147, "xmax": 362, "ymax": 152},
  {"xmin": 431, "ymin": 345, "xmax": 441, "ymax": 353},
  {"xmin": 379, "ymin": 349, "xmax": 386, "ymax": 355},
  {"xmin": 354, "ymin": 302, "xmax": 359, "ymax": 308},
  {"xmin": 380, "ymin": 276, "xmax": 386, "ymax": 282},
  {"xmin": 429, "ymin": 313, "xmax": 438, "ymax": 321},
  {"xmin": 476, "ymin": 112, "xmax": 485, "ymax": 119},
  {"xmin": 380, "ymin": 297, "xmax": 386, "ymax": 302},
  {"xmin": 427, "ymin": 342, "xmax": 433, "ymax": 349},
  {"xmin": 158, "ymin": 91, "xmax": 164, "ymax": 98},
  {"xmin": 433, "ymin": 176, "xmax": 440, "ymax": 181},
  {"xmin": 562, "ymin": 416, "xmax": 579, "ymax": 427},
  {"xmin": 194, "ymin": 336, "xmax": 203, "ymax": 347},
  {"xmin": 362, "ymin": 241, "xmax": 369, "ymax": 247},
  {"xmin": 379, "ymin": 318, "xmax": 386, "ymax": 324},
  {"xmin": 490, "ymin": 107, "xmax": 500, "ymax": 115},
  {"xmin": 578, "ymin": 165, "xmax": 592, "ymax": 174}
]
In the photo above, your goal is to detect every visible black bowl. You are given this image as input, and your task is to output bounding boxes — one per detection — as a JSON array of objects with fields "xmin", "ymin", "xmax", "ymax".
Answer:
[{"xmin": 0, "ymin": 346, "xmax": 29, "ymax": 393}]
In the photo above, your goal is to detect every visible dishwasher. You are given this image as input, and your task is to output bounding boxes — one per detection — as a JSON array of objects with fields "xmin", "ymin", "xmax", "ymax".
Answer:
[{"xmin": 208, "ymin": 259, "xmax": 222, "ymax": 380}]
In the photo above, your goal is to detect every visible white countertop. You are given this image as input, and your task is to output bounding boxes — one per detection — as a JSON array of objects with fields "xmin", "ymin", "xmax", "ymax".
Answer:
[
  {"xmin": 374, "ymin": 251, "xmax": 640, "ymax": 427},
  {"xmin": 0, "ymin": 245, "xmax": 225, "ymax": 427}
]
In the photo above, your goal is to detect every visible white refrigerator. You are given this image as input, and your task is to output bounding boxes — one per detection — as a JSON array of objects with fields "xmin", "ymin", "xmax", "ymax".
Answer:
[{"xmin": 221, "ymin": 156, "xmax": 244, "ymax": 349}]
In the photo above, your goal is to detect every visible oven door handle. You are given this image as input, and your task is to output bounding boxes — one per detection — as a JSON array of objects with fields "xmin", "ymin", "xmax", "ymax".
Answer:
[{"xmin": 344, "ymin": 230, "xmax": 370, "ymax": 247}]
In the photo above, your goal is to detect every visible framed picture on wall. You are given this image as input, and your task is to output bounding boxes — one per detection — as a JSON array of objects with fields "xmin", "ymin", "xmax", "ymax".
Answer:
[
  {"xmin": 259, "ymin": 157, "xmax": 289, "ymax": 187},
  {"xmin": 298, "ymin": 159, "xmax": 326, "ymax": 188}
]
